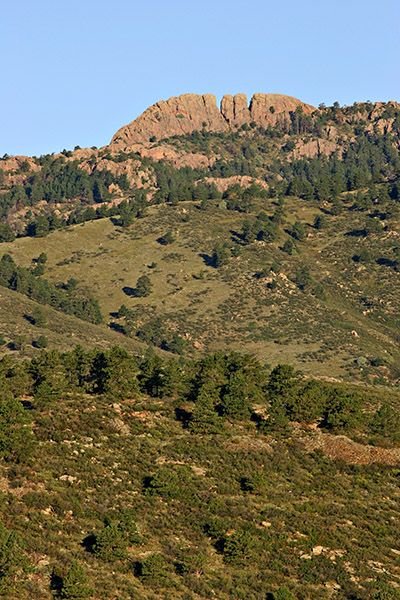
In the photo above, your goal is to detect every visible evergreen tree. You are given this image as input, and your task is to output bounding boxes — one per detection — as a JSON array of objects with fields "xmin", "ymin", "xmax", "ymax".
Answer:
[
  {"xmin": 135, "ymin": 275, "xmax": 152, "ymax": 297},
  {"xmin": 267, "ymin": 587, "xmax": 296, "ymax": 600},
  {"xmin": 220, "ymin": 372, "xmax": 252, "ymax": 419},
  {"xmin": 63, "ymin": 345, "xmax": 92, "ymax": 391},
  {"xmin": 30, "ymin": 351, "xmax": 67, "ymax": 403},
  {"xmin": 0, "ymin": 391, "xmax": 33, "ymax": 461},
  {"xmin": 91, "ymin": 347, "xmax": 139, "ymax": 399},
  {"xmin": 282, "ymin": 239, "xmax": 295, "ymax": 255},
  {"xmin": 92, "ymin": 525, "xmax": 127, "ymax": 561},
  {"xmin": 137, "ymin": 553, "xmax": 169, "ymax": 585},
  {"xmin": 290, "ymin": 220, "xmax": 306, "ymax": 241},
  {"xmin": 37, "ymin": 252, "xmax": 48, "ymax": 264},
  {"xmin": 60, "ymin": 561, "xmax": 92, "ymax": 599},
  {"xmin": 35, "ymin": 335, "xmax": 48, "ymax": 349},
  {"xmin": 211, "ymin": 243, "xmax": 231, "ymax": 268},
  {"xmin": 0, "ymin": 224, "xmax": 15, "ymax": 243},
  {"xmin": 190, "ymin": 383, "xmax": 222, "ymax": 433},
  {"xmin": 27, "ymin": 215, "xmax": 50, "ymax": 238},
  {"xmin": 0, "ymin": 523, "xmax": 28, "ymax": 595},
  {"xmin": 31, "ymin": 307, "xmax": 46, "ymax": 327},
  {"xmin": 313, "ymin": 214, "xmax": 327, "ymax": 230},
  {"xmin": 294, "ymin": 265, "xmax": 312, "ymax": 290}
]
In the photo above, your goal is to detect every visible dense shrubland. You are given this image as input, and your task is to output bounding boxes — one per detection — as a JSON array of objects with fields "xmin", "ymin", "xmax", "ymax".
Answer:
[{"xmin": 0, "ymin": 346, "xmax": 399, "ymax": 598}]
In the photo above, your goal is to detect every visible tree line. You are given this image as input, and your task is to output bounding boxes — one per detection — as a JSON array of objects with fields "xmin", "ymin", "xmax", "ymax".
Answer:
[
  {"xmin": 0, "ymin": 254, "xmax": 103, "ymax": 324},
  {"xmin": 1, "ymin": 346, "xmax": 397, "ymax": 446},
  {"xmin": 0, "ymin": 157, "xmax": 130, "ymax": 220}
]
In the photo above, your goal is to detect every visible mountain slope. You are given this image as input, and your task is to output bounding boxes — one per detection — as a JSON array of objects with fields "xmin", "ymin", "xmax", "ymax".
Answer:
[
  {"xmin": 1, "ymin": 192, "xmax": 399, "ymax": 381},
  {"xmin": 0, "ymin": 92, "xmax": 399, "ymax": 381}
]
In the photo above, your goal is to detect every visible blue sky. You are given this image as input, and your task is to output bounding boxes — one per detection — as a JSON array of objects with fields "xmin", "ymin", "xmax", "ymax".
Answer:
[{"xmin": 1, "ymin": 0, "xmax": 399, "ymax": 156}]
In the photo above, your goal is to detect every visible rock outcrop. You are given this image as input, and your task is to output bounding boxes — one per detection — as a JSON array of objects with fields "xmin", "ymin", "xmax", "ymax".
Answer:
[
  {"xmin": 220, "ymin": 94, "xmax": 251, "ymax": 126},
  {"xmin": 250, "ymin": 93, "xmax": 314, "ymax": 127},
  {"xmin": 111, "ymin": 94, "xmax": 229, "ymax": 147},
  {"xmin": 110, "ymin": 93, "xmax": 316, "ymax": 147}
]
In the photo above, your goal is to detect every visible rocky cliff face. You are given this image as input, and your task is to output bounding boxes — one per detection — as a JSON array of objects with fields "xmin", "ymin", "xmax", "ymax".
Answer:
[
  {"xmin": 110, "ymin": 93, "xmax": 316, "ymax": 147},
  {"xmin": 111, "ymin": 94, "xmax": 228, "ymax": 147}
]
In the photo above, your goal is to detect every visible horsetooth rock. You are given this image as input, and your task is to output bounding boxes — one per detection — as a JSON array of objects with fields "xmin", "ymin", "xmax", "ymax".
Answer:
[{"xmin": 110, "ymin": 93, "xmax": 316, "ymax": 147}]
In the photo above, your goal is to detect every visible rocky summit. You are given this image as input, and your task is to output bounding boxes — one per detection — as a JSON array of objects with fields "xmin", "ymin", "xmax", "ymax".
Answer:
[{"xmin": 111, "ymin": 92, "xmax": 315, "ymax": 146}]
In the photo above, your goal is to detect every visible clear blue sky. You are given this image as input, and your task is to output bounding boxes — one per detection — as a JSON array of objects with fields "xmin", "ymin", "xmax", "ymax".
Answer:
[{"xmin": 1, "ymin": 0, "xmax": 399, "ymax": 156}]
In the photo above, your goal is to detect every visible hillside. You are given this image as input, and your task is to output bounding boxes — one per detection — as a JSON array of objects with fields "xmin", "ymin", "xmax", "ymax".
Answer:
[
  {"xmin": 0, "ymin": 285, "xmax": 161, "ymax": 358},
  {"xmin": 0, "ymin": 94, "xmax": 399, "ymax": 381},
  {"xmin": 0, "ymin": 188, "xmax": 399, "ymax": 382},
  {"xmin": 1, "ymin": 347, "xmax": 400, "ymax": 599},
  {"xmin": 0, "ymin": 92, "xmax": 400, "ymax": 599}
]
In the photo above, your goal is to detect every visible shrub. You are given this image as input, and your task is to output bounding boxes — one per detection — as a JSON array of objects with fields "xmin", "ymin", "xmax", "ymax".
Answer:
[
  {"xmin": 92, "ymin": 525, "xmax": 127, "ymax": 561},
  {"xmin": 0, "ymin": 392, "xmax": 33, "ymax": 461},
  {"xmin": 60, "ymin": 561, "xmax": 92, "ymax": 599},
  {"xmin": 134, "ymin": 275, "xmax": 152, "ymax": 297},
  {"xmin": 136, "ymin": 553, "xmax": 169, "ymax": 585},
  {"xmin": 222, "ymin": 529, "xmax": 256, "ymax": 565}
]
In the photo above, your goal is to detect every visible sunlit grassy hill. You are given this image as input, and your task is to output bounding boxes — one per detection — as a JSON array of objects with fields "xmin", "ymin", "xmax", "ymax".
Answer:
[{"xmin": 1, "ymin": 192, "xmax": 399, "ymax": 382}]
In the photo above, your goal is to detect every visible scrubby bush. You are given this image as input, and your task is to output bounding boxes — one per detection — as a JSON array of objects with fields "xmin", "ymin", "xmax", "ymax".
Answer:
[
  {"xmin": 0, "ymin": 392, "xmax": 33, "ymax": 461},
  {"xmin": 60, "ymin": 561, "xmax": 92, "ymax": 599},
  {"xmin": 136, "ymin": 553, "xmax": 169, "ymax": 585}
]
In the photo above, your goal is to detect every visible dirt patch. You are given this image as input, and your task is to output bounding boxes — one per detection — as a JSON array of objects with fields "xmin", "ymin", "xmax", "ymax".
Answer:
[
  {"xmin": 301, "ymin": 430, "xmax": 400, "ymax": 466},
  {"xmin": 224, "ymin": 435, "xmax": 273, "ymax": 453}
]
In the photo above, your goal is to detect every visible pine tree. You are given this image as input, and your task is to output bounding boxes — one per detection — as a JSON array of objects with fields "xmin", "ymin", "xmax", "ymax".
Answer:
[
  {"xmin": 60, "ymin": 561, "xmax": 92, "ymax": 599},
  {"xmin": 0, "ymin": 392, "xmax": 33, "ymax": 461},
  {"xmin": 211, "ymin": 243, "xmax": 231, "ymax": 267},
  {"xmin": 190, "ymin": 383, "xmax": 221, "ymax": 433},
  {"xmin": 282, "ymin": 239, "xmax": 295, "ymax": 255},
  {"xmin": 31, "ymin": 307, "xmax": 46, "ymax": 327},
  {"xmin": 91, "ymin": 347, "xmax": 139, "ymax": 399},
  {"xmin": 135, "ymin": 275, "xmax": 152, "ymax": 297},
  {"xmin": 30, "ymin": 351, "xmax": 67, "ymax": 404},
  {"xmin": 220, "ymin": 372, "xmax": 252, "ymax": 419},
  {"xmin": 0, "ymin": 224, "xmax": 15, "ymax": 243}
]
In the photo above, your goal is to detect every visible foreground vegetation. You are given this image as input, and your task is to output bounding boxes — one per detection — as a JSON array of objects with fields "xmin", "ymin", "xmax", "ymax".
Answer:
[{"xmin": 0, "ymin": 347, "xmax": 399, "ymax": 599}]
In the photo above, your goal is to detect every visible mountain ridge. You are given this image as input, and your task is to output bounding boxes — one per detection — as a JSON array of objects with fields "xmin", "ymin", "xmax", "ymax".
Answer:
[{"xmin": 110, "ymin": 92, "xmax": 316, "ymax": 147}]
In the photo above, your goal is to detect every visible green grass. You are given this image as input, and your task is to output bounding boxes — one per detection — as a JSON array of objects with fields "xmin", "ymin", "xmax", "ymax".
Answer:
[
  {"xmin": 1, "ymin": 196, "xmax": 399, "ymax": 381},
  {"xmin": 0, "ymin": 286, "xmax": 160, "ymax": 359}
]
